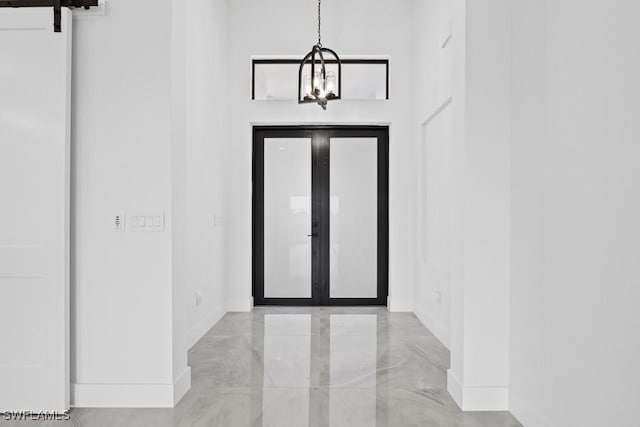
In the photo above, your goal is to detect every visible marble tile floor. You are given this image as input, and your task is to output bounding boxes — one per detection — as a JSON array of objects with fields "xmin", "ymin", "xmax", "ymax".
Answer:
[{"xmin": 1, "ymin": 307, "xmax": 522, "ymax": 427}]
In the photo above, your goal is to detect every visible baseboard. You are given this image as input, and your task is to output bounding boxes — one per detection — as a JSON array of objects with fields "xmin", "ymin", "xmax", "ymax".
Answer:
[
  {"xmin": 510, "ymin": 393, "xmax": 553, "ymax": 427},
  {"xmin": 226, "ymin": 297, "xmax": 253, "ymax": 312},
  {"xmin": 387, "ymin": 297, "xmax": 413, "ymax": 312},
  {"xmin": 447, "ymin": 369, "xmax": 509, "ymax": 411},
  {"xmin": 187, "ymin": 305, "xmax": 226, "ymax": 348},
  {"xmin": 447, "ymin": 369, "xmax": 464, "ymax": 407},
  {"xmin": 413, "ymin": 307, "xmax": 451, "ymax": 349},
  {"xmin": 72, "ymin": 367, "xmax": 191, "ymax": 408},
  {"xmin": 172, "ymin": 367, "xmax": 191, "ymax": 405}
]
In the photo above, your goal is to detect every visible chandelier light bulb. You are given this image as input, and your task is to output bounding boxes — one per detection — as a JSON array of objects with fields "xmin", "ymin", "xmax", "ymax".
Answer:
[
  {"xmin": 304, "ymin": 75, "xmax": 312, "ymax": 96},
  {"xmin": 326, "ymin": 72, "xmax": 335, "ymax": 94}
]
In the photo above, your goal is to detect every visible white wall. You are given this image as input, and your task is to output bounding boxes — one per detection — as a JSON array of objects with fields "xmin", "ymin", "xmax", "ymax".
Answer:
[
  {"xmin": 51, "ymin": 0, "xmax": 640, "ymax": 418},
  {"xmin": 182, "ymin": 0, "xmax": 229, "ymax": 348},
  {"xmin": 449, "ymin": 0, "xmax": 512, "ymax": 411},
  {"xmin": 224, "ymin": 0, "xmax": 417, "ymax": 312},
  {"xmin": 412, "ymin": 0, "xmax": 511, "ymax": 411},
  {"xmin": 509, "ymin": 1, "xmax": 640, "ymax": 425},
  {"xmin": 170, "ymin": 0, "xmax": 190, "ymax": 401},
  {"xmin": 71, "ymin": 0, "xmax": 189, "ymax": 406},
  {"xmin": 412, "ymin": 0, "xmax": 454, "ymax": 348},
  {"xmin": 71, "ymin": 0, "xmax": 414, "ymax": 407},
  {"xmin": 414, "ymin": 0, "xmax": 640, "ymax": 420}
]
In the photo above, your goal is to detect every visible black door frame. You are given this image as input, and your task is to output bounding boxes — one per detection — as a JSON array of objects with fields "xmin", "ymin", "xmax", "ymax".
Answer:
[{"xmin": 252, "ymin": 125, "xmax": 389, "ymax": 306}]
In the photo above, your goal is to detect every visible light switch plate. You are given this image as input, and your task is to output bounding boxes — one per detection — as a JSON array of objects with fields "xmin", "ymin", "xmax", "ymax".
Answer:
[{"xmin": 128, "ymin": 212, "xmax": 165, "ymax": 232}]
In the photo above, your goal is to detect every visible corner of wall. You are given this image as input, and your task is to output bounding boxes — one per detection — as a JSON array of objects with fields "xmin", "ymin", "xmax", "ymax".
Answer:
[
  {"xmin": 414, "ymin": 308, "xmax": 451, "ymax": 349},
  {"xmin": 387, "ymin": 297, "xmax": 413, "ymax": 312},
  {"xmin": 226, "ymin": 297, "xmax": 253, "ymax": 313},
  {"xmin": 509, "ymin": 392, "xmax": 552, "ymax": 427},
  {"xmin": 446, "ymin": 369, "xmax": 509, "ymax": 412},
  {"xmin": 186, "ymin": 303, "xmax": 226, "ymax": 348},
  {"xmin": 172, "ymin": 366, "xmax": 191, "ymax": 405}
]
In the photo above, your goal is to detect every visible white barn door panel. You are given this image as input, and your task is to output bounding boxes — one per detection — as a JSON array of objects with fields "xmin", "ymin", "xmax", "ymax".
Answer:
[{"xmin": 0, "ymin": 8, "xmax": 72, "ymax": 411}]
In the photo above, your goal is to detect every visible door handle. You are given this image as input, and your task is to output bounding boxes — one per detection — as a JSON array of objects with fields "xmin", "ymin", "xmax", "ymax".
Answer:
[{"xmin": 307, "ymin": 233, "xmax": 318, "ymax": 237}]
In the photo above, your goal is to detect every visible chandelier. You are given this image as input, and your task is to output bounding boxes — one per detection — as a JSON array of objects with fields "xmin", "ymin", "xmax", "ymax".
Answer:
[{"xmin": 298, "ymin": 0, "xmax": 342, "ymax": 110}]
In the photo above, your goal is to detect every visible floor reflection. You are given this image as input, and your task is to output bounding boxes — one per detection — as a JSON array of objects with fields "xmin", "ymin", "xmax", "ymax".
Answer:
[
  {"xmin": 183, "ymin": 308, "xmax": 520, "ymax": 427},
  {"xmin": 256, "ymin": 313, "xmax": 382, "ymax": 427},
  {"xmin": 329, "ymin": 314, "xmax": 379, "ymax": 426},
  {"xmin": 179, "ymin": 308, "xmax": 521, "ymax": 427},
  {"xmin": 36, "ymin": 308, "xmax": 522, "ymax": 427}
]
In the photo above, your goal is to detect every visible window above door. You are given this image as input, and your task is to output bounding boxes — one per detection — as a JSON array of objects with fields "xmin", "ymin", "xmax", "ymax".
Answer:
[{"xmin": 251, "ymin": 57, "xmax": 389, "ymax": 101}]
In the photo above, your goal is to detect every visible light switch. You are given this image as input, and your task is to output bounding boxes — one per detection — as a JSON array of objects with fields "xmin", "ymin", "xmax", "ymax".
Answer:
[{"xmin": 113, "ymin": 212, "xmax": 125, "ymax": 232}]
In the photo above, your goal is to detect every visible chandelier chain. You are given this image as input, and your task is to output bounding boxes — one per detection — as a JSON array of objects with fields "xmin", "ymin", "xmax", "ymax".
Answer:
[{"xmin": 317, "ymin": 0, "xmax": 322, "ymax": 46}]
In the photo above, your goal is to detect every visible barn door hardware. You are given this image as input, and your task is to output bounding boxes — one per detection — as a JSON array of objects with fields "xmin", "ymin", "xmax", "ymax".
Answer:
[{"xmin": 0, "ymin": 0, "xmax": 99, "ymax": 32}]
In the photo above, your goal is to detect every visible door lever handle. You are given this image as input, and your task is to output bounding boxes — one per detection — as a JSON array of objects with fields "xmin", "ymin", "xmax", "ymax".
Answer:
[{"xmin": 307, "ymin": 233, "xmax": 318, "ymax": 237}]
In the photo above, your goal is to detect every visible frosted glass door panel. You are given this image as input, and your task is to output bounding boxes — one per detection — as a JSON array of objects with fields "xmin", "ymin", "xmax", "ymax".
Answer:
[
  {"xmin": 330, "ymin": 138, "xmax": 378, "ymax": 298},
  {"xmin": 264, "ymin": 138, "xmax": 312, "ymax": 298}
]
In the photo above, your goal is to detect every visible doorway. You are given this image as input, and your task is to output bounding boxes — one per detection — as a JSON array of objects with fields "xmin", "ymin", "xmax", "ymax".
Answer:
[{"xmin": 253, "ymin": 126, "xmax": 389, "ymax": 306}]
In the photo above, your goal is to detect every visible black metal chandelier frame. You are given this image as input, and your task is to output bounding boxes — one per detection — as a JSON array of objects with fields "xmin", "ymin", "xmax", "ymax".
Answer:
[{"xmin": 298, "ymin": 0, "xmax": 342, "ymax": 110}]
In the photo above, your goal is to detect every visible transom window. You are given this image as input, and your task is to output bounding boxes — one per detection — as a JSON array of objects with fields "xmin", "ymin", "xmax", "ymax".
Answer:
[{"xmin": 252, "ymin": 58, "xmax": 389, "ymax": 101}]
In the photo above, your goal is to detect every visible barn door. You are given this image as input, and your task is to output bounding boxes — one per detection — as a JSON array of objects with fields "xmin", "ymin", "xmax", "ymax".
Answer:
[{"xmin": 0, "ymin": 8, "xmax": 72, "ymax": 411}]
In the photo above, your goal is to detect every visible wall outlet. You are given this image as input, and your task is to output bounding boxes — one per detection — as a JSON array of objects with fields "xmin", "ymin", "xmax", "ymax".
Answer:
[
  {"xmin": 195, "ymin": 291, "xmax": 203, "ymax": 307},
  {"xmin": 214, "ymin": 214, "xmax": 225, "ymax": 227},
  {"xmin": 113, "ymin": 212, "xmax": 125, "ymax": 232}
]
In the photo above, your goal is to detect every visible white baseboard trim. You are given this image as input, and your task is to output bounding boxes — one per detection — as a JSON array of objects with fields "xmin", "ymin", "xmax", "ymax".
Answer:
[
  {"xmin": 172, "ymin": 367, "xmax": 191, "ymax": 405},
  {"xmin": 413, "ymin": 307, "xmax": 451, "ymax": 349},
  {"xmin": 447, "ymin": 369, "xmax": 464, "ymax": 407},
  {"xmin": 226, "ymin": 297, "xmax": 253, "ymax": 312},
  {"xmin": 387, "ymin": 297, "xmax": 413, "ymax": 312},
  {"xmin": 510, "ymin": 393, "xmax": 552, "ymax": 427},
  {"xmin": 447, "ymin": 369, "xmax": 509, "ymax": 411},
  {"xmin": 72, "ymin": 367, "xmax": 192, "ymax": 408},
  {"xmin": 187, "ymin": 305, "xmax": 226, "ymax": 348}
]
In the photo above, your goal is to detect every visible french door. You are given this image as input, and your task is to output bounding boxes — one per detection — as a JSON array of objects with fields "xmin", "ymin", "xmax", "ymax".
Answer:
[{"xmin": 253, "ymin": 126, "xmax": 389, "ymax": 306}]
